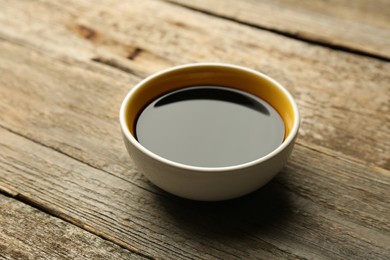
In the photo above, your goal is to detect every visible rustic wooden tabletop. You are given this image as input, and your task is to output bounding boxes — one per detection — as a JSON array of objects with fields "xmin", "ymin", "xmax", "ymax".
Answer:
[{"xmin": 1, "ymin": 0, "xmax": 389, "ymax": 259}]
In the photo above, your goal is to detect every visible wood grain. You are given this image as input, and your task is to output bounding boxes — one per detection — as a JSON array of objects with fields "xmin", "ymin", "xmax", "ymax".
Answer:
[
  {"xmin": 0, "ymin": 29, "xmax": 389, "ymax": 259},
  {"xmin": 0, "ymin": 0, "xmax": 389, "ymax": 259},
  {"xmin": 167, "ymin": 0, "xmax": 390, "ymax": 60},
  {"xmin": 1, "ymin": 124, "xmax": 389, "ymax": 259},
  {"xmin": 0, "ymin": 194, "xmax": 142, "ymax": 259},
  {"xmin": 0, "ymin": 0, "xmax": 388, "ymax": 169}
]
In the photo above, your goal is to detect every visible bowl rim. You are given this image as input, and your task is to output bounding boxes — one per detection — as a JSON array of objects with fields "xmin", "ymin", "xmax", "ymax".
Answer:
[{"xmin": 119, "ymin": 62, "xmax": 300, "ymax": 172}]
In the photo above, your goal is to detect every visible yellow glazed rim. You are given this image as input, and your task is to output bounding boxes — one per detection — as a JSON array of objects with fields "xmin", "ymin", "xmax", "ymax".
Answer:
[{"xmin": 120, "ymin": 63, "xmax": 300, "ymax": 171}]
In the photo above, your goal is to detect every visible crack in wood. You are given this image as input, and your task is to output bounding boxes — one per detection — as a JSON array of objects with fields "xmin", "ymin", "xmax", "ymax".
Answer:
[
  {"xmin": 165, "ymin": 0, "xmax": 390, "ymax": 62},
  {"xmin": 91, "ymin": 57, "xmax": 139, "ymax": 75},
  {"xmin": 75, "ymin": 24, "xmax": 98, "ymax": 41},
  {"xmin": 127, "ymin": 47, "xmax": 143, "ymax": 60},
  {"xmin": 73, "ymin": 24, "xmax": 145, "ymax": 63}
]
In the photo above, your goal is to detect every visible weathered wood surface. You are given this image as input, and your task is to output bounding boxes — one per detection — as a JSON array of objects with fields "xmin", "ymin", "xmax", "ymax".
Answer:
[
  {"xmin": 1, "ymin": 0, "xmax": 388, "ymax": 168},
  {"xmin": 1, "ymin": 122, "xmax": 389, "ymax": 259},
  {"xmin": 168, "ymin": 0, "xmax": 390, "ymax": 60},
  {"xmin": 0, "ymin": 0, "xmax": 389, "ymax": 259},
  {"xmin": 0, "ymin": 194, "xmax": 141, "ymax": 260}
]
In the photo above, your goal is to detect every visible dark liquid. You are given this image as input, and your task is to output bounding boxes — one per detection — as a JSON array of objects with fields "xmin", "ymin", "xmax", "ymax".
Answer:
[{"xmin": 135, "ymin": 86, "xmax": 285, "ymax": 167}]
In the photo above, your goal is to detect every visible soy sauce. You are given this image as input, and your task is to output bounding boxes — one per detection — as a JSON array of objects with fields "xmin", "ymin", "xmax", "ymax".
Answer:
[{"xmin": 135, "ymin": 86, "xmax": 285, "ymax": 167}]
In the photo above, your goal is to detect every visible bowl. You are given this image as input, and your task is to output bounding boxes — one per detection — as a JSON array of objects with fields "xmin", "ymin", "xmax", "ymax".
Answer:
[{"xmin": 120, "ymin": 63, "xmax": 300, "ymax": 201}]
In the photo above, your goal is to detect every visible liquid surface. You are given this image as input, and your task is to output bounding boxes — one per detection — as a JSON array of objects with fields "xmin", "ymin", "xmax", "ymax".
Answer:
[{"xmin": 135, "ymin": 86, "xmax": 285, "ymax": 167}]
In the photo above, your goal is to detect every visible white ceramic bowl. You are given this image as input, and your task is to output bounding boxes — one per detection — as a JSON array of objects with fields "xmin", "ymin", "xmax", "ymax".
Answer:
[{"xmin": 120, "ymin": 63, "xmax": 300, "ymax": 201}]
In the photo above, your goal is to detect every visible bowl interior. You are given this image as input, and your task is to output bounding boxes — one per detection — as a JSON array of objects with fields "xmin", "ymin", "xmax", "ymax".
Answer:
[{"xmin": 124, "ymin": 65, "xmax": 296, "ymax": 142}]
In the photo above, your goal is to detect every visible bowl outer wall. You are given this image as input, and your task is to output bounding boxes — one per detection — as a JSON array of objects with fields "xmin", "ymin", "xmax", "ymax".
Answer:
[
  {"xmin": 119, "ymin": 63, "xmax": 300, "ymax": 201},
  {"xmin": 122, "ymin": 130, "xmax": 296, "ymax": 201}
]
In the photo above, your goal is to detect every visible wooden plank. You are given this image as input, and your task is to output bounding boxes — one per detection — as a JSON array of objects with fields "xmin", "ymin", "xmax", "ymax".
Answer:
[
  {"xmin": 0, "ymin": 0, "xmax": 389, "ymax": 259},
  {"xmin": 0, "ymin": 33, "xmax": 389, "ymax": 259},
  {"xmin": 1, "ymin": 125, "xmax": 389, "ymax": 259},
  {"xmin": 0, "ymin": 194, "xmax": 143, "ymax": 259},
  {"xmin": 0, "ymin": 0, "xmax": 388, "ymax": 170},
  {"xmin": 167, "ymin": 0, "xmax": 390, "ymax": 60}
]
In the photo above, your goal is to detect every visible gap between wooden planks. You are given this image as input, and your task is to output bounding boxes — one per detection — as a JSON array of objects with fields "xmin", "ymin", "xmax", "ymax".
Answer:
[
  {"xmin": 166, "ymin": 0, "xmax": 390, "ymax": 61},
  {"xmin": 0, "ymin": 0, "xmax": 389, "ymax": 259}
]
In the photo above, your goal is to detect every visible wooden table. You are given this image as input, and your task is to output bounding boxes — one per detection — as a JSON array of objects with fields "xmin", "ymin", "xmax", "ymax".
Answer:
[{"xmin": 1, "ymin": 1, "xmax": 389, "ymax": 259}]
